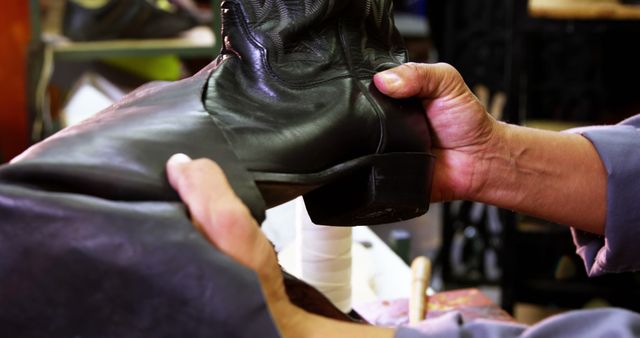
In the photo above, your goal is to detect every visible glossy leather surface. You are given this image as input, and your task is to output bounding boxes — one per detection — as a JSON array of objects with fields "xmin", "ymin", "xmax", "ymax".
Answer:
[
  {"xmin": 205, "ymin": 0, "xmax": 432, "ymax": 175},
  {"xmin": 0, "ymin": 65, "xmax": 280, "ymax": 337},
  {"xmin": 3, "ymin": 66, "xmax": 266, "ymax": 217}
]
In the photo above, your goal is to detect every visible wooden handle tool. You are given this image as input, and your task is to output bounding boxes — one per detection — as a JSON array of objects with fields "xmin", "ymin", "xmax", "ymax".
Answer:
[{"xmin": 409, "ymin": 256, "xmax": 432, "ymax": 325}]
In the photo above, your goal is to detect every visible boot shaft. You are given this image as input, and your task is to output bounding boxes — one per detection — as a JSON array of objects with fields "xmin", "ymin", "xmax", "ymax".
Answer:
[
  {"xmin": 206, "ymin": 0, "xmax": 430, "ymax": 177},
  {"xmin": 219, "ymin": 0, "xmax": 407, "ymax": 82}
]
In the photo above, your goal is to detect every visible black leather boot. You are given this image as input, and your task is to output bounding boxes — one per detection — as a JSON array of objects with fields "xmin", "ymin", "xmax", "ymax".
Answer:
[
  {"xmin": 10, "ymin": 0, "xmax": 433, "ymax": 226},
  {"xmin": 204, "ymin": 0, "xmax": 434, "ymax": 225},
  {"xmin": 63, "ymin": 0, "xmax": 199, "ymax": 41}
]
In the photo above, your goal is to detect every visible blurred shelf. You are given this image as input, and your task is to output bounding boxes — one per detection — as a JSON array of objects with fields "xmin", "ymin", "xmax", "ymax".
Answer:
[
  {"xmin": 516, "ymin": 277, "xmax": 640, "ymax": 309},
  {"xmin": 43, "ymin": 26, "xmax": 217, "ymax": 60},
  {"xmin": 394, "ymin": 12, "xmax": 430, "ymax": 38},
  {"xmin": 39, "ymin": 0, "xmax": 219, "ymax": 60},
  {"xmin": 27, "ymin": 0, "xmax": 221, "ymax": 142},
  {"xmin": 529, "ymin": 0, "xmax": 640, "ymax": 20}
]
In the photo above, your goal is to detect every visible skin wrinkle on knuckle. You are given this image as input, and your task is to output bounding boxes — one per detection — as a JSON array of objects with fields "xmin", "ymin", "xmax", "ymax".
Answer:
[
  {"xmin": 405, "ymin": 63, "xmax": 432, "ymax": 98},
  {"xmin": 392, "ymin": 62, "xmax": 420, "ymax": 97},
  {"xmin": 434, "ymin": 65, "xmax": 457, "ymax": 98}
]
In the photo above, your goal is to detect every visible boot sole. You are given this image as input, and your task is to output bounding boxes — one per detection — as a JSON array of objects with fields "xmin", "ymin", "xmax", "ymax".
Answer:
[{"xmin": 252, "ymin": 152, "xmax": 435, "ymax": 226}]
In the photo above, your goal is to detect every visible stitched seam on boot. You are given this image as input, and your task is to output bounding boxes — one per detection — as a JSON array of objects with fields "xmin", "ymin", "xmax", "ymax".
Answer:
[
  {"xmin": 337, "ymin": 20, "xmax": 386, "ymax": 154},
  {"xmin": 228, "ymin": 2, "xmax": 352, "ymax": 89}
]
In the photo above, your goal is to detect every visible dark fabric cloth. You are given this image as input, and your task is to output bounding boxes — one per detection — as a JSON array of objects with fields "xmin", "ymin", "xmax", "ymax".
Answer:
[
  {"xmin": 0, "ymin": 65, "xmax": 279, "ymax": 338},
  {"xmin": 0, "ymin": 184, "xmax": 278, "ymax": 338}
]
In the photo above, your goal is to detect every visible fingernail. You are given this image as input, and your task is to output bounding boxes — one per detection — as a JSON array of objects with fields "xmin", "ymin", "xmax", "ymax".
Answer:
[
  {"xmin": 375, "ymin": 71, "xmax": 402, "ymax": 92},
  {"xmin": 167, "ymin": 153, "xmax": 192, "ymax": 167}
]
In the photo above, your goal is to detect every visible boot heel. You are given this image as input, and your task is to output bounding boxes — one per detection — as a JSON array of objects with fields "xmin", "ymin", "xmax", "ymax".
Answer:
[{"xmin": 303, "ymin": 153, "xmax": 435, "ymax": 226}]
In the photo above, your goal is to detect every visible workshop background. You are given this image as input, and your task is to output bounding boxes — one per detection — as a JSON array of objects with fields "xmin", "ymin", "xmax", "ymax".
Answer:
[{"xmin": 2, "ymin": 0, "xmax": 640, "ymax": 326}]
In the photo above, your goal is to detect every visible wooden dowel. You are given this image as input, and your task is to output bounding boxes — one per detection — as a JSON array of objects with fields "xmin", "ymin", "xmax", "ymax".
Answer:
[{"xmin": 409, "ymin": 256, "xmax": 432, "ymax": 325}]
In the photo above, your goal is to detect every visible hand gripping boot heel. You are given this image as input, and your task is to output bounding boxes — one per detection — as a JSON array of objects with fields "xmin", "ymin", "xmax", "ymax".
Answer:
[
  {"xmin": 204, "ymin": 0, "xmax": 435, "ymax": 225},
  {"xmin": 303, "ymin": 152, "xmax": 433, "ymax": 225}
]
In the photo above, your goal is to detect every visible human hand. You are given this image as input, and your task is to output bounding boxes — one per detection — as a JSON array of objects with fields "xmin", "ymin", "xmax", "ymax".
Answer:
[
  {"xmin": 374, "ymin": 63, "xmax": 503, "ymax": 202},
  {"xmin": 165, "ymin": 154, "xmax": 396, "ymax": 338},
  {"xmin": 165, "ymin": 154, "xmax": 301, "ymax": 335}
]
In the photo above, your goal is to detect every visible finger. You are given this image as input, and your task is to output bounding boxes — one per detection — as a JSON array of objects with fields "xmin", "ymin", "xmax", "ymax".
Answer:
[
  {"xmin": 374, "ymin": 62, "xmax": 463, "ymax": 100},
  {"xmin": 167, "ymin": 154, "xmax": 230, "ymax": 223},
  {"xmin": 166, "ymin": 154, "xmax": 257, "ymax": 253},
  {"xmin": 166, "ymin": 154, "xmax": 285, "ymax": 303}
]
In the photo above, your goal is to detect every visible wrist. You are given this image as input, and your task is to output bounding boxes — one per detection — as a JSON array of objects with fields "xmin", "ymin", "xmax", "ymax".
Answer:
[
  {"xmin": 466, "ymin": 119, "xmax": 512, "ymax": 202},
  {"xmin": 464, "ymin": 123, "xmax": 606, "ymax": 233},
  {"xmin": 267, "ymin": 298, "xmax": 310, "ymax": 338}
]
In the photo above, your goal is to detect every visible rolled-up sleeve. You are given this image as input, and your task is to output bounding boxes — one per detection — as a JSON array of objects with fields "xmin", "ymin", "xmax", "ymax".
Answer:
[{"xmin": 568, "ymin": 115, "xmax": 640, "ymax": 276}]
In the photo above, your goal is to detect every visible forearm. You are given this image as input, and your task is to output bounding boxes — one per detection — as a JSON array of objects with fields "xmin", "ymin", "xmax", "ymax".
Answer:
[
  {"xmin": 472, "ymin": 123, "xmax": 607, "ymax": 235},
  {"xmin": 274, "ymin": 302, "xmax": 394, "ymax": 338},
  {"xmin": 299, "ymin": 313, "xmax": 394, "ymax": 338}
]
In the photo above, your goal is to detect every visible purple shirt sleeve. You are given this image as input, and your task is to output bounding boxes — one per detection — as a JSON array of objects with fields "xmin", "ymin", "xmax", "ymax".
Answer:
[
  {"xmin": 394, "ymin": 308, "xmax": 640, "ymax": 338},
  {"xmin": 568, "ymin": 114, "xmax": 640, "ymax": 276}
]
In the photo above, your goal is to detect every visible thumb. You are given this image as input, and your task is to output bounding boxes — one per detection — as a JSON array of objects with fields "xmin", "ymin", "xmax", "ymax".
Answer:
[{"xmin": 374, "ymin": 62, "xmax": 464, "ymax": 100}]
